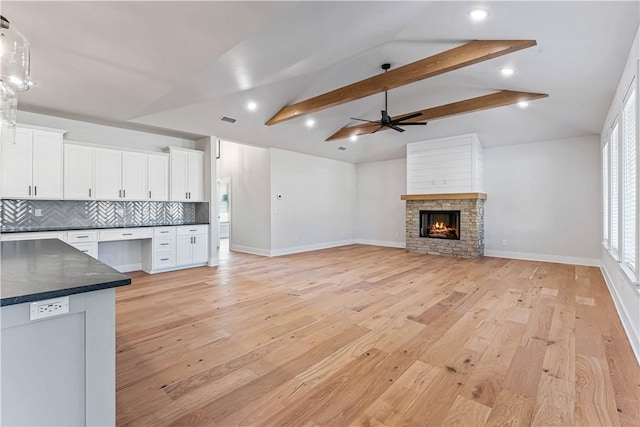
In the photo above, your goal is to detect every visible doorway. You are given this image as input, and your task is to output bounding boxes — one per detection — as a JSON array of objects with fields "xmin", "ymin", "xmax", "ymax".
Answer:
[{"xmin": 217, "ymin": 177, "xmax": 231, "ymax": 254}]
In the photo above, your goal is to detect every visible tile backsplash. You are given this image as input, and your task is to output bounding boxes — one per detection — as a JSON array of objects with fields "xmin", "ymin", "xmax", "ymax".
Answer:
[{"xmin": 0, "ymin": 200, "xmax": 209, "ymax": 231}]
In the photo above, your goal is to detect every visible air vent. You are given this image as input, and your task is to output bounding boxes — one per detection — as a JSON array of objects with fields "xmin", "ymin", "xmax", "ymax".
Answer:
[
  {"xmin": 338, "ymin": 146, "xmax": 347, "ymax": 151},
  {"xmin": 220, "ymin": 116, "xmax": 237, "ymax": 124}
]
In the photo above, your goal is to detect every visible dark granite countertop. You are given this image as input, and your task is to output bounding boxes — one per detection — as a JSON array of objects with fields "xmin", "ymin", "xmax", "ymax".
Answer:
[
  {"xmin": 1, "ymin": 222, "xmax": 209, "ymax": 234},
  {"xmin": 1, "ymin": 239, "xmax": 131, "ymax": 306}
]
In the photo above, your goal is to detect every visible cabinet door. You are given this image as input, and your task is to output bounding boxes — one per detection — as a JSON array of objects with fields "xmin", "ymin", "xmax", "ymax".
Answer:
[
  {"xmin": 192, "ymin": 234, "xmax": 208, "ymax": 264},
  {"xmin": 187, "ymin": 151, "xmax": 204, "ymax": 201},
  {"xmin": 94, "ymin": 148, "xmax": 122, "ymax": 200},
  {"xmin": 32, "ymin": 130, "xmax": 63, "ymax": 199},
  {"xmin": 147, "ymin": 154, "xmax": 168, "ymax": 201},
  {"xmin": 176, "ymin": 235, "xmax": 193, "ymax": 266},
  {"xmin": 121, "ymin": 151, "xmax": 147, "ymax": 200},
  {"xmin": 170, "ymin": 150, "xmax": 188, "ymax": 201},
  {"xmin": 64, "ymin": 144, "xmax": 95, "ymax": 199},
  {"xmin": 1, "ymin": 128, "xmax": 32, "ymax": 198}
]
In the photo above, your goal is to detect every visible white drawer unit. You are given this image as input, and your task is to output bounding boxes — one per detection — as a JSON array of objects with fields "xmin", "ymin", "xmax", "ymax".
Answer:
[
  {"xmin": 177, "ymin": 225, "xmax": 208, "ymax": 236},
  {"xmin": 69, "ymin": 242, "xmax": 98, "ymax": 259},
  {"xmin": 153, "ymin": 227, "xmax": 176, "ymax": 238},
  {"xmin": 154, "ymin": 237, "xmax": 174, "ymax": 252},
  {"xmin": 67, "ymin": 230, "xmax": 98, "ymax": 243},
  {"xmin": 153, "ymin": 253, "xmax": 176, "ymax": 269},
  {"xmin": 98, "ymin": 228, "xmax": 153, "ymax": 242}
]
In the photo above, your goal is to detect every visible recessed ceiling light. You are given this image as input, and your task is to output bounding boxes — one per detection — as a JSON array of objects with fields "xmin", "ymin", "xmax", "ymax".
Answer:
[
  {"xmin": 518, "ymin": 101, "xmax": 529, "ymax": 108},
  {"xmin": 305, "ymin": 118, "xmax": 315, "ymax": 128},
  {"xmin": 350, "ymin": 135, "xmax": 358, "ymax": 142},
  {"xmin": 247, "ymin": 101, "xmax": 257, "ymax": 111},
  {"xmin": 469, "ymin": 9, "xmax": 489, "ymax": 21},
  {"xmin": 500, "ymin": 67, "xmax": 515, "ymax": 76}
]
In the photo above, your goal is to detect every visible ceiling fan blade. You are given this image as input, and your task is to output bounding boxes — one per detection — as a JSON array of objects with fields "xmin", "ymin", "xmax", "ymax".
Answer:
[
  {"xmin": 267, "ymin": 40, "xmax": 537, "ymax": 125},
  {"xmin": 325, "ymin": 90, "xmax": 548, "ymax": 141},
  {"xmin": 371, "ymin": 125, "xmax": 384, "ymax": 134},
  {"xmin": 350, "ymin": 117, "xmax": 379, "ymax": 123},
  {"xmin": 391, "ymin": 112, "xmax": 423, "ymax": 123},
  {"xmin": 390, "ymin": 125, "xmax": 406, "ymax": 133},
  {"xmin": 397, "ymin": 122, "xmax": 428, "ymax": 125}
]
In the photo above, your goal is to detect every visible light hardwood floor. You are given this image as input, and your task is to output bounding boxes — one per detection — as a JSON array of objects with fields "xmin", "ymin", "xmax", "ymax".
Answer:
[{"xmin": 116, "ymin": 245, "xmax": 640, "ymax": 426}]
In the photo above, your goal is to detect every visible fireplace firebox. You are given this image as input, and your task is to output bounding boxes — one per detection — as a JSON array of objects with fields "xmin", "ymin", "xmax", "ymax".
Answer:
[{"xmin": 420, "ymin": 210, "xmax": 460, "ymax": 240}]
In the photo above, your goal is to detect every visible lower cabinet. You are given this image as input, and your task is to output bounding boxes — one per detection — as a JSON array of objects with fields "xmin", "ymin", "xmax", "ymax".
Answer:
[{"xmin": 176, "ymin": 225, "xmax": 208, "ymax": 266}]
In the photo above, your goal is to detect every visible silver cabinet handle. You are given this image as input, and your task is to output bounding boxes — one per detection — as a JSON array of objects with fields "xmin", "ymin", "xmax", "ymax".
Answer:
[
  {"xmin": 118, "ymin": 189, "xmax": 122, "ymax": 198},
  {"xmin": 160, "ymin": 231, "xmax": 168, "ymax": 234},
  {"xmin": 76, "ymin": 235, "xmax": 89, "ymax": 239},
  {"xmin": 122, "ymin": 233, "xmax": 133, "ymax": 236},
  {"xmin": 149, "ymin": 190, "xmax": 152, "ymax": 198},
  {"xmin": 189, "ymin": 229, "xmax": 197, "ymax": 232},
  {"xmin": 185, "ymin": 191, "xmax": 188, "ymax": 199},
  {"xmin": 123, "ymin": 189, "xmax": 126, "ymax": 198},
  {"xmin": 28, "ymin": 185, "xmax": 31, "ymax": 196},
  {"xmin": 160, "ymin": 257, "xmax": 169, "ymax": 261},
  {"xmin": 160, "ymin": 243, "xmax": 169, "ymax": 246},
  {"xmin": 89, "ymin": 188, "xmax": 92, "ymax": 197},
  {"xmin": 34, "ymin": 186, "xmax": 37, "ymax": 196}
]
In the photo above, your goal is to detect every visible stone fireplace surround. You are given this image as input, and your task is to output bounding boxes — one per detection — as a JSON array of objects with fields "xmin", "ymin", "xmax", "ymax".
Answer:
[{"xmin": 402, "ymin": 193, "xmax": 486, "ymax": 258}]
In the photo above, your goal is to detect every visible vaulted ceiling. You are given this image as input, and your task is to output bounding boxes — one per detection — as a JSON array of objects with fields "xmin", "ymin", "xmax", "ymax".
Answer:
[{"xmin": 5, "ymin": 1, "xmax": 639, "ymax": 163}]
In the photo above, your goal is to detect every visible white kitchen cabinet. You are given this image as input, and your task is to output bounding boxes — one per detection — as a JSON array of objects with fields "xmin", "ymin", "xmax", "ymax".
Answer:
[
  {"xmin": 95, "ymin": 148, "xmax": 148, "ymax": 200},
  {"xmin": 175, "ymin": 225, "xmax": 208, "ymax": 266},
  {"xmin": 169, "ymin": 148, "xmax": 204, "ymax": 202},
  {"xmin": 147, "ymin": 154, "xmax": 169, "ymax": 201},
  {"xmin": 64, "ymin": 143, "xmax": 95, "ymax": 200},
  {"xmin": 1, "ymin": 126, "xmax": 65, "ymax": 199}
]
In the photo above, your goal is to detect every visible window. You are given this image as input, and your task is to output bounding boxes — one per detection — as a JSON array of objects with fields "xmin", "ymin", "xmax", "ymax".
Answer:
[
  {"xmin": 611, "ymin": 123, "xmax": 620, "ymax": 257},
  {"xmin": 622, "ymin": 88, "xmax": 637, "ymax": 271},
  {"xmin": 603, "ymin": 141, "xmax": 609, "ymax": 246}
]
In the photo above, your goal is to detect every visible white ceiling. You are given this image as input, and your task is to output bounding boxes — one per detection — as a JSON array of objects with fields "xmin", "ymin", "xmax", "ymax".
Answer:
[{"xmin": 5, "ymin": 1, "xmax": 639, "ymax": 163}]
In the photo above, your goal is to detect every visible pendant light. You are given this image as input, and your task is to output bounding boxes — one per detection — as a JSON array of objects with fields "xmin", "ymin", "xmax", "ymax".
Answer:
[{"xmin": 0, "ymin": 15, "xmax": 31, "ymax": 143}]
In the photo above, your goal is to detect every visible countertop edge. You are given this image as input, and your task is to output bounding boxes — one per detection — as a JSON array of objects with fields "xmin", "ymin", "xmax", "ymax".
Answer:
[{"xmin": 0, "ymin": 278, "xmax": 132, "ymax": 307}]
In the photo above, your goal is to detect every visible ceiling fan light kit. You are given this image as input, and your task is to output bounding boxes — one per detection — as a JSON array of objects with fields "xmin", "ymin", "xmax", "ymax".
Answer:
[{"xmin": 265, "ymin": 39, "xmax": 548, "ymax": 142}]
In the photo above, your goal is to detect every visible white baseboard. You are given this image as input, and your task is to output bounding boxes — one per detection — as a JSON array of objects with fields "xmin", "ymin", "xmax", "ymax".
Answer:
[
  {"xmin": 484, "ymin": 249, "xmax": 600, "ymax": 267},
  {"xmin": 600, "ymin": 262, "xmax": 640, "ymax": 364},
  {"xmin": 113, "ymin": 263, "xmax": 142, "ymax": 273},
  {"xmin": 355, "ymin": 239, "xmax": 405, "ymax": 249},
  {"xmin": 229, "ymin": 244, "xmax": 271, "ymax": 257},
  {"xmin": 270, "ymin": 239, "xmax": 356, "ymax": 257}
]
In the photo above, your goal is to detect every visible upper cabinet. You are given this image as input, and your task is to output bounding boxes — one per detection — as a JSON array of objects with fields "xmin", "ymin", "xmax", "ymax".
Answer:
[
  {"xmin": 147, "ymin": 154, "xmax": 169, "ymax": 201},
  {"xmin": 64, "ymin": 143, "xmax": 169, "ymax": 201},
  {"xmin": 169, "ymin": 148, "xmax": 204, "ymax": 202},
  {"xmin": 1, "ymin": 126, "xmax": 65, "ymax": 199}
]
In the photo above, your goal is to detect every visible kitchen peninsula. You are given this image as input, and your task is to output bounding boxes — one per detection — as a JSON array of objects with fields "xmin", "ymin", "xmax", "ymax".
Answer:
[{"xmin": 1, "ymin": 238, "xmax": 130, "ymax": 426}]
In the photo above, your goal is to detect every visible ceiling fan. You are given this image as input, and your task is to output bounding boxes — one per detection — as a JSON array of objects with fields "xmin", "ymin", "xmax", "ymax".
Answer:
[{"xmin": 350, "ymin": 63, "xmax": 428, "ymax": 134}]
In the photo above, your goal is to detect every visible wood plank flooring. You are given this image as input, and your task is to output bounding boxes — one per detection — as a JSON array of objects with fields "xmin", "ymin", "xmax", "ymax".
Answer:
[{"xmin": 116, "ymin": 245, "xmax": 640, "ymax": 426}]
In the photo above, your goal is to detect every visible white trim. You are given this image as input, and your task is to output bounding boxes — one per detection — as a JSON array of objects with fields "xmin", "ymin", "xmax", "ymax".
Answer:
[
  {"xmin": 484, "ymin": 249, "xmax": 599, "ymax": 267},
  {"xmin": 270, "ymin": 239, "xmax": 356, "ymax": 257},
  {"xmin": 144, "ymin": 262, "xmax": 208, "ymax": 274},
  {"xmin": 111, "ymin": 263, "xmax": 142, "ymax": 273},
  {"xmin": 600, "ymin": 262, "xmax": 640, "ymax": 364},
  {"xmin": 355, "ymin": 239, "xmax": 406, "ymax": 249},
  {"xmin": 65, "ymin": 139, "xmax": 170, "ymax": 156},
  {"xmin": 17, "ymin": 123, "xmax": 68, "ymax": 134},
  {"xmin": 229, "ymin": 244, "xmax": 271, "ymax": 257}
]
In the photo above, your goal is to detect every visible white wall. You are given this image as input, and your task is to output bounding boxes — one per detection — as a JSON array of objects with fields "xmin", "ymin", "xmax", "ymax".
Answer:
[
  {"xmin": 217, "ymin": 141, "xmax": 271, "ymax": 255},
  {"xmin": 17, "ymin": 111, "xmax": 195, "ymax": 152},
  {"xmin": 270, "ymin": 149, "xmax": 356, "ymax": 255},
  {"xmin": 600, "ymin": 28, "xmax": 640, "ymax": 362},
  {"xmin": 483, "ymin": 136, "xmax": 601, "ymax": 265},
  {"xmin": 355, "ymin": 159, "xmax": 406, "ymax": 248}
]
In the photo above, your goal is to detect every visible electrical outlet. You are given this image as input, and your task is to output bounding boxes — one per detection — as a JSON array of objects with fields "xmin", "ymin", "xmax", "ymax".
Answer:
[
  {"xmin": 34, "ymin": 209, "xmax": 42, "ymax": 217},
  {"xmin": 30, "ymin": 296, "xmax": 69, "ymax": 321}
]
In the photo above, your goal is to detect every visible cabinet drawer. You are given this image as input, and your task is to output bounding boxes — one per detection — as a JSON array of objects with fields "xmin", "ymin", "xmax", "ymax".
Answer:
[
  {"xmin": 67, "ymin": 230, "xmax": 98, "ymax": 243},
  {"xmin": 98, "ymin": 228, "xmax": 153, "ymax": 242},
  {"xmin": 176, "ymin": 225, "xmax": 208, "ymax": 236},
  {"xmin": 154, "ymin": 237, "xmax": 174, "ymax": 253},
  {"xmin": 1, "ymin": 232, "xmax": 67, "ymax": 242},
  {"xmin": 154, "ymin": 253, "xmax": 176, "ymax": 269},
  {"xmin": 154, "ymin": 227, "xmax": 176, "ymax": 237},
  {"xmin": 69, "ymin": 242, "xmax": 98, "ymax": 259}
]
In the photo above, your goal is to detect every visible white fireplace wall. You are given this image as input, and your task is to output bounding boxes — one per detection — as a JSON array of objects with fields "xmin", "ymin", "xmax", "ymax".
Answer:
[{"xmin": 483, "ymin": 135, "xmax": 600, "ymax": 265}]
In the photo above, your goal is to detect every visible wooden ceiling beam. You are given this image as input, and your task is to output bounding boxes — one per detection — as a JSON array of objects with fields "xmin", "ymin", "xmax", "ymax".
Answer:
[
  {"xmin": 265, "ymin": 39, "xmax": 537, "ymax": 126},
  {"xmin": 325, "ymin": 90, "xmax": 549, "ymax": 141}
]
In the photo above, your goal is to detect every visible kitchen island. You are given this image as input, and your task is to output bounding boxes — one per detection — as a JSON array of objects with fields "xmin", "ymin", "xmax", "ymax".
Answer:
[{"xmin": 1, "ymin": 239, "xmax": 131, "ymax": 426}]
